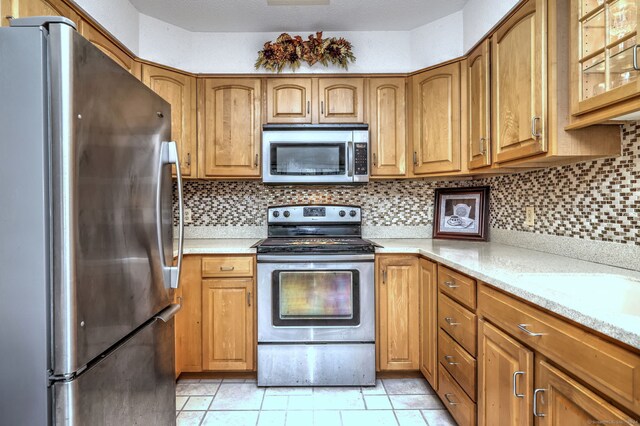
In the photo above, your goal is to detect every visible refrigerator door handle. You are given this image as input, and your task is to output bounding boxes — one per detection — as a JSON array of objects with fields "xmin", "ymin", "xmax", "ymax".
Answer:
[
  {"xmin": 158, "ymin": 141, "xmax": 184, "ymax": 289},
  {"xmin": 154, "ymin": 303, "xmax": 182, "ymax": 323}
]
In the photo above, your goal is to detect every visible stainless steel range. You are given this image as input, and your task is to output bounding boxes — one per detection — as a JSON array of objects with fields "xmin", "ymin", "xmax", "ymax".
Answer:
[{"xmin": 256, "ymin": 205, "xmax": 376, "ymax": 386}]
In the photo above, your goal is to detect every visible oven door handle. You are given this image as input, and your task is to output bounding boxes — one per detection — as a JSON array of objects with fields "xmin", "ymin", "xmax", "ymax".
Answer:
[{"xmin": 347, "ymin": 141, "xmax": 354, "ymax": 177}]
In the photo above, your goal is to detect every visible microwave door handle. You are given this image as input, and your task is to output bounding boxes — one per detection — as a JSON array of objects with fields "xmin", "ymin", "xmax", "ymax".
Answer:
[{"xmin": 347, "ymin": 141, "xmax": 354, "ymax": 177}]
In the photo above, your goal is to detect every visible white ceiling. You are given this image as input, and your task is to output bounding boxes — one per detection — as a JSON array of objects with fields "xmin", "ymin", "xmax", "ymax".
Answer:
[{"xmin": 128, "ymin": 0, "xmax": 468, "ymax": 32}]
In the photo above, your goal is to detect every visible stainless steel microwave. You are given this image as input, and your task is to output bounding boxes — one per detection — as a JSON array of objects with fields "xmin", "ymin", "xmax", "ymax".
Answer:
[{"xmin": 262, "ymin": 124, "xmax": 369, "ymax": 184}]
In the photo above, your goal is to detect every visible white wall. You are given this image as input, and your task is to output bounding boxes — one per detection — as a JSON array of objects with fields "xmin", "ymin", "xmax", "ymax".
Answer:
[
  {"xmin": 72, "ymin": 0, "xmax": 140, "ymax": 54},
  {"xmin": 410, "ymin": 11, "xmax": 463, "ymax": 71},
  {"xmin": 462, "ymin": 0, "xmax": 519, "ymax": 52},
  {"xmin": 74, "ymin": 0, "xmax": 517, "ymax": 73}
]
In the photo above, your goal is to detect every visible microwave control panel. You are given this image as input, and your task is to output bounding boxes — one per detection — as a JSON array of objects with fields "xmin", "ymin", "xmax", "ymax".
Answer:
[{"xmin": 354, "ymin": 143, "xmax": 368, "ymax": 175}]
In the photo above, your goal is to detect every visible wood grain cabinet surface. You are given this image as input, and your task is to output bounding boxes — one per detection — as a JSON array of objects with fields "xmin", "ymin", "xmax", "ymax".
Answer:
[
  {"xmin": 1, "ymin": 0, "xmax": 78, "ymax": 26},
  {"xmin": 265, "ymin": 78, "xmax": 313, "ymax": 123},
  {"xmin": 419, "ymin": 258, "xmax": 438, "ymax": 390},
  {"xmin": 411, "ymin": 61, "xmax": 462, "ymax": 175},
  {"xmin": 376, "ymin": 255, "xmax": 420, "ymax": 371},
  {"xmin": 368, "ymin": 77, "xmax": 407, "ymax": 177},
  {"xmin": 142, "ymin": 64, "xmax": 197, "ymax": 178},
  {"xmin": 174, "ymin": 256, "xmax": 203, "ymax": 376},
  {"xmin": 318, "ymin": 77, "xmax": 364, "ymax": 123},
  {"xmin": 466, "ymin": 39, "xmax": 492, "ymax": 170},
  {"xmin": 198, "ymin": 78, "xmax": 262, "ymax": 178},
  {"xmin": 78, "ymin": 20, "xmax": 140, "ymax": 78}
]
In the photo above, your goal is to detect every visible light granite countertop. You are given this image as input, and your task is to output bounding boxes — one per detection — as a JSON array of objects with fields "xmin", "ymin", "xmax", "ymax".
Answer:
[{"xmin": 175, "ymin": 237, "xmax": 640, "ymax": 350}]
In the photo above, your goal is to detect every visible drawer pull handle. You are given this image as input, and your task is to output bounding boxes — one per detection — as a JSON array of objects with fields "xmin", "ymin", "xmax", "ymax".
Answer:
[
  {"xmin": 517, "ymin": 324, "xmax": 544, "ymax": 337},
  {"xmin": 220, "ymin": 266, "xmax": 235, "ymax": 271},
  {"xmin": 444, "ymin": 281, "xmax": 459, "ymax": 288},
  {"xmin": 444, "ymin": 355, "xmax": 459, "ymax": 366},
  {"xmin": 513, "ymin": 371, "xmax": 525, "ymax": 398},
  {"xmin": 444, "ymin": 317, "xmax": 460, "ymax": 326},
  {"xmin": 533, "ymin": 388, "xmax": 546, "ymax": 417},
  {"xmin": 444, "ymin": 393, "xmax": 458, "ymax": 406}
]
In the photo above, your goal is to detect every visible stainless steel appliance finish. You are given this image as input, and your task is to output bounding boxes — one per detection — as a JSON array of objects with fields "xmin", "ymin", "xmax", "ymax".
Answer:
[
  {"xmin": 0, "ymin": 17, "xmax": 184, "ymax": 425},
  {"xmin": 262, "ymin": 124, "xmax": 369, "ymax": 184},
  {"xmin": 258, "ymin": 344, "xmax": 376, "ymax": 386},
  {"xmin": 256, "ymin": 205, "xmax": 376, "ymax": 386}
]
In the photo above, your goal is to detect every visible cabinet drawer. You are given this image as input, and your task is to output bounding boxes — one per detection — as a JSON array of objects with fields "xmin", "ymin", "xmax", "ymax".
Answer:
[
  {"xmin": 438, "ymin": 265, "xmax": 476, "ymax": 309},
  {"xmin": 202, "ymin": 256, "xmax": 254, "ymax": 278},
  {"xmin": 439, "ymin": 293, "xmax": 477, "ymax": 356},
  {"xmin": 437, "ymin": 364, "xmax": 476, "ymax": 426},
  {"xmin": 478, "ymin": 284, "xmax": 640, "ymax": 415},
  {"xmin": 438, "ymin": 330, "xmax": 476, "ymax": 401}
]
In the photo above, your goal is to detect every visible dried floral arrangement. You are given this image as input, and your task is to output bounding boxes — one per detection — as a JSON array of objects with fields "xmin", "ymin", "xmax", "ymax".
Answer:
[{"xmin": 255, "ymin": 32, "xmax": 355, "ymax": 73}]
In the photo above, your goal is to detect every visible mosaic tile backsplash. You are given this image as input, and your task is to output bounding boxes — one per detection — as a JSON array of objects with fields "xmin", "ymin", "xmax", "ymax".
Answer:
[{"xmin": 175, "ymin": 122, "xmax": 638, "ymax": 246}]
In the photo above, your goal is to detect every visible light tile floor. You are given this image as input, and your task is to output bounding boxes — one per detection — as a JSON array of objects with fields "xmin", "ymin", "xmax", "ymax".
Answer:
[{"xmin": 176, "ymin": 377, "xmax": 456, "ymax": 426}]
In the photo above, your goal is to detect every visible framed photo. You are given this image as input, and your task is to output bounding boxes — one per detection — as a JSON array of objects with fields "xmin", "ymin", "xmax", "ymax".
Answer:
[{"xmin": 433, "ymin": 186, "xmax": 489, "ymax": 241}]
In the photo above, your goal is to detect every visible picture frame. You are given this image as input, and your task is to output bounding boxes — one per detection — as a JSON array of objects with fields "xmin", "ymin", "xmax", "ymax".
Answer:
[{"xmin": 433, "ymin": 186, "xmax": 489, "ymax": 241}]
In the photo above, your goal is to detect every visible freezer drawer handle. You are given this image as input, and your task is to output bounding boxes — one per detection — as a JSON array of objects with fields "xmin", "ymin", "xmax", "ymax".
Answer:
[
  {"xmin": 157, "ymin": 141, "xmax": 184, "ymax": 289},
  {"xmin": 155, "ymin": 303, "xmax": 182, "ymax": 323}
]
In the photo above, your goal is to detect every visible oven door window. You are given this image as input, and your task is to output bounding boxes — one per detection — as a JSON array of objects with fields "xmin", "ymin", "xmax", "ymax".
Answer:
[
  {"xmin": 273, "ymin": 270, "xmax": 360, "ymax": 326},
  {"xmin": 270, "ymin": 143, "xmax": 346, "ymax": 176}
]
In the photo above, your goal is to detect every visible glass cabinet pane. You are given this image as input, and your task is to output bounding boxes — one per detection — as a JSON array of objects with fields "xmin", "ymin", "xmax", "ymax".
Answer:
[
  {"xmin": 582, "ymin": 10, "xmax": 606, "ymax": 57},
  {"xmin": 609, "ymin": 0, "xmax": 637, "ymax": 43},
  {"xmin": 583, "ymin": 53, "xmax": 606, "ymax": 99},
  {"xmin": 609, "ymin": 44, "xmax": 637, "ymax": 88}
]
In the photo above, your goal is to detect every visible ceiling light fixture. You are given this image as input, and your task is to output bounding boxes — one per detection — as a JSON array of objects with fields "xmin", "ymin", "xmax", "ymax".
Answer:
[{"xmin": 267, "ymin": 0, "xmax": 329, "ymax": 5}]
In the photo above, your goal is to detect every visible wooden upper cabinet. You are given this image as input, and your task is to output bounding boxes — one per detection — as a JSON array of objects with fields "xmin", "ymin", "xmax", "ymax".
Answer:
[
  {"xmin": 376, "ymin": 255, "xmax": 420, "ymax": 371},
  {"xmin": 534, "ymin": 360, "xmax": 633, "ymax": 423},
  {"xmin": 492, "ymin": 0, "xmax": 546, "ymax": 164},
  {"xmin": 419, "ymin": 258, "xmax": 438, "ymax": 390},
  {"xmin": 266, "ymin": 78, "xmax": 312, "ymax": 123},
  {"xmin": 467, "ymin": 40, "xmax": 492, "ymax": 170},
  {"xmin": 411, "ymin": 61, "xmax": 461, "ymax": 175},
  {"xmin": 202, "ymin": 278, "xmax": 255, "ymax": 371},
  {"xmin": 368, "ymin": 78, "xmax": 407, "ymax": 177},
  {"xmin": 478, "ymin": 319, "xmax": 533, "ymax": 426},
  {"xmin": 142, "ymin": 65, "xmax": 197, "ymax": 178},
  {"xmin": 318, "ymin": 78, "xmax": 365, "ymax": 123},
  {"xmin": 1, "ymin": 0, "xmax": 78, "ymax": 26},
  {"xmin": 79, "ymin": 20, "xmax": 140, "ymax": 79},
  {"xmin": 571, "ymin": 0, "xmax": 640, "ymax": 117},
  {"xmin": 198, "ymin": 78, "xmax": 262, "ymax": 178}
]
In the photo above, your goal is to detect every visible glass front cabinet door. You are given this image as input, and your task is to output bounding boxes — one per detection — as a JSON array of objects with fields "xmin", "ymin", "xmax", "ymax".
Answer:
[{"xmin": 573, "ymin": 0, "xmax": 640, "ymax": 115}]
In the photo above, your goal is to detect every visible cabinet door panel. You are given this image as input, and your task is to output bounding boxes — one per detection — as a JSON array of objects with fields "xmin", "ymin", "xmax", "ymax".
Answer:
[
  {"xmin": 467, "ymin": 40, "xmax": 492, "ymax": 169},
  {"xmin": 202, "ymin": 278, "xmax": 254, "ymax": 371},
  {"xmin": 175, "ymin": 256, "xmax": 203, "ymax": 373},
  {"xmin": 2, "ymin": 0, "xmax": 78, "ymax": 26},
  {"xmin": 142, "ymin": 65, "xmax": 197, "ymax": 178},
  {"xmin": 412, "ymin": 62, "xmax": 461, "ymax": 174},
  {"xmin": 478, "ymin": 319, "xmax": 533, "ymax": 426},
  {"xmin": 492, "ymin": 0, "xmax": 546, "ymax": 163},
  {"xmin": 420, "ymin": 258, "xmax": 438, "ymax": 389},
  {"xmin": 79, "ymin": 20, "xmax": 139, "ymax": 78},
  {"xmin": 199, "ymin": 78, "xmax": 261, "ymax": 178},
  {"xmin": 318, "ymin": 78, "xmax": 364, "ymax": 123},
  {"xmin": 377, "ymin": 255, "xmax": 420, "ymax": 371},
  {"xmin": 266, "ymin": 78, "xmax": 312, "ymax": 123},
  {"xmin": 535, "ymin": 360, "xmax": 633, "ymax": 424},
  {"xmin": 369, "ymin": 78, "xmax": 407, "ymax": 176}
]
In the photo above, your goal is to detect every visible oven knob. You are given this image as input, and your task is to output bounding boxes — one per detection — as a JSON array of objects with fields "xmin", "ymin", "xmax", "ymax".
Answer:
[
  {"xmin": 283, "ymin": 211, "xmax": 290, "ymax": 218},
  {"xmin": 339, "ymin": 210, "xmax": 346, "ymax": 217},
  {"xmin": 349, "ymin": 210, "xmax": 357, "ymax": 217},
  {"xmin": 272, "ymin": 211, "xmax": 280, "ymax": 218}
]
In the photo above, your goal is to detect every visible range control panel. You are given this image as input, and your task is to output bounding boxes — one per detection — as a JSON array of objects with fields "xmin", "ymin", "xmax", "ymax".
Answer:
[
  {"xmin": 268, "ymin": 205, "xmax": 361, "ymax": 224},
  {"xmin": 354, "ymin": 143, "xmax": 368, "ymax": 175}
]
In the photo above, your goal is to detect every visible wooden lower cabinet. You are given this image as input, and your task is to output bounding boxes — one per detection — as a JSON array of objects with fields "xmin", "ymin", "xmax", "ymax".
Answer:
[
  {"xmin": 437, "ymin": 364, "xmax": 477, "ymax": 426},
  {"xmin": 175, "ymin": 256, "xmax": 203, "ymax": 375},
  {"xmin": 202, "ymin": 278, "xmax": 255, "ymax": 371},
  {"xmin": 478, "ymin": 319, "xmax": 533, "ymax": 426},
  {"xmin": 376, "ymin": 255, "xmax": 420, "ymax": 371},
  {"xmin": 419, "ymin": 258, "xmax": 438, "ymax": 389},
  {"xmin": 535, "ymin": 360, "xmax": 634, "ymax": 424}
]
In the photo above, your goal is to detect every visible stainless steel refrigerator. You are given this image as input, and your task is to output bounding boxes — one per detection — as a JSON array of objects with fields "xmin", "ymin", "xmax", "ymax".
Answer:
[{"xmin": 0, "ymin": 17, "xmax": 185, "ymax": 425}]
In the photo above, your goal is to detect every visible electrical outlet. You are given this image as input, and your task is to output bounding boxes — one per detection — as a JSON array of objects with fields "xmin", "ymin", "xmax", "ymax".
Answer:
[
  {"xmin": 184, "ymin": 208, "xmax": 193, "ymax": 224},
  {"xmin": 524, "ymin": 206, "xmax": 535, "ymax": 226}
]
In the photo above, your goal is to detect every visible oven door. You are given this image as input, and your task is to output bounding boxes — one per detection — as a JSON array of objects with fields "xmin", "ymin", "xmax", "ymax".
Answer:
[
  {"xmin": 257, "ymin": 255, "xmax": 374, "ymax": 343},
  {"xmin": 262, "ymin": 130, "xmax": 354, "ymax": 184}
]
